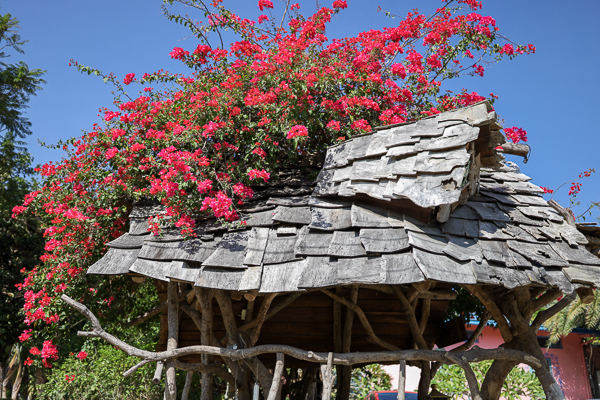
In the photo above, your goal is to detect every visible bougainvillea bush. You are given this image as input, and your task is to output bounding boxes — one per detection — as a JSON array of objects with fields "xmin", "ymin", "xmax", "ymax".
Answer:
[{"xmin": 13, "ymin": 0, "xmax": 534, "ymax": 370}]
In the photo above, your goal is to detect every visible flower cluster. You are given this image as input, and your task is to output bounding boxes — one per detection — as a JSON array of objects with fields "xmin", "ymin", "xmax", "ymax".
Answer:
[{"xmin": 503, "ymin": 126, "xmax": 528, "ymax": 144}]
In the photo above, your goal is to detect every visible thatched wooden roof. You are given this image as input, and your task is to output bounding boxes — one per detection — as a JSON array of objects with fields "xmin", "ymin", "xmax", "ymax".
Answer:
[{"xmin": 88, "ymin": 101, "xmax": 600, "ymax": 294}]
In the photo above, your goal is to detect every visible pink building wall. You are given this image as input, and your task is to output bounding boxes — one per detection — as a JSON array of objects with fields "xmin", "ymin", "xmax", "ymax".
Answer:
[{"xmin": 384, "ymin": 326, "xmax": 594, "ymax": 399}]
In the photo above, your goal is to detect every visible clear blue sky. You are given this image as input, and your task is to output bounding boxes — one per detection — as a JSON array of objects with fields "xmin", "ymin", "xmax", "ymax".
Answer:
[{"xmin": 4, "ymin": 0, "xmax": 600, "ymax": 220}]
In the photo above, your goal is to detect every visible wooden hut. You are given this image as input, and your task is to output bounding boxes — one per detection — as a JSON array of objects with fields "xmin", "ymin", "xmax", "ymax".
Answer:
[{"xmin": 67, "ymin": 101, "xmax": 600, "ymax": 400}]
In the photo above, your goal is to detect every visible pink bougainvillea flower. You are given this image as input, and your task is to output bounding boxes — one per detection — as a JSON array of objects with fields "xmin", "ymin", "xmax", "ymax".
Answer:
[
  {"xmin": 258, "ymin": 0, "xmax": 273, "ymax": 11},
  {"xmin": 286, "ymin": 125, "xmax": 309, "ymax": 139}
]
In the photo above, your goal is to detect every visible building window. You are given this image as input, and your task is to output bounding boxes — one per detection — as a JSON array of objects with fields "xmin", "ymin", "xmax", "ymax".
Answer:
[{"xmin": 537, "ymin": 336, "xmax": 562, "ymax": 349}]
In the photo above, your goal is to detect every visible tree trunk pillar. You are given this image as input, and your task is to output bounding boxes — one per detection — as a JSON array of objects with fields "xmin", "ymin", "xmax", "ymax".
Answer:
[{"xmin": 165, "ymin": 281, "xmax": 179, "ymax": 400}]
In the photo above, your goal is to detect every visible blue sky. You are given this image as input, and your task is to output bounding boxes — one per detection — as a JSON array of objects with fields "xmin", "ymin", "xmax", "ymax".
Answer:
[{"xmin": 3, "ymin": 0, "xmax": 600, "ymax": 219}]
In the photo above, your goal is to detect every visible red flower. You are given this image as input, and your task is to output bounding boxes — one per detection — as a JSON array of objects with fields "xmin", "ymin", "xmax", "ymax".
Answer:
[
  {"xmin": 258, "ymin": 0, "xmax": 273, "ymax": 11},
  {"xmin": 286, "ymin": 125, "xmax": 308, "ymax": 139},
  {"xmin": 332, "ymin": 0, "xmax": 347, "ymax": 9},
  {"xmin": 76, "ymin": 351, "xmax": 87, "ymax": 360},
  {"xmin": 19, "ymin": 329, "xmax": 32, "ymax": 342},
  {"xmin": 503, "ymin": 126, "xmax": 528, "ymax": 144},
  {"xmin": 123, "ymin": 73, "xmax": 135, "ymax": 85}
]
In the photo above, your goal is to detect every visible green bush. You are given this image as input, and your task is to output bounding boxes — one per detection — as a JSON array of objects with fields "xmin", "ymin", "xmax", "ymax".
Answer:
[{"xmin": 432, "ymin": 360, "xmax": 544, "ymax": 400}]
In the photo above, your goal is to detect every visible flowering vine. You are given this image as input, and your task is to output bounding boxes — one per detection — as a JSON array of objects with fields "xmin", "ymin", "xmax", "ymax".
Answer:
[{"xmin": 14, "ymin": 0, "xmax": 536, "ymax": 364}]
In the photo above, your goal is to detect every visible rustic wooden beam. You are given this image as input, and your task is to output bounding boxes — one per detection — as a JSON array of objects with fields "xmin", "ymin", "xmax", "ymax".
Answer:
[
  {"xmin": 445, "ymin": 353, "xmax": 482, "ymax": 400},
  {"xmin": 465, "ymin": 285, "xmax": 513, "ymax": 342},
  {"xmin": 523, "ymin": 287, "xmax": 561, "ymax": 320},
  {"xmin": 333, "ymin": 288, "xmax": 342, "ymax": 354},
  {"xmin": 499, "ymin": 294, "xmax": 568, "ymax": 400},
  {"xmin": 214, "ymin": 290, "xmax": 273, "ymax": 394},
  {"xmin": 250, "ymin": 293, "xmax": 278, "ymax": 346},
  {"xmin": 152, "ymin": 361, "xmax": 164, "ymax": 384},
  {"xmin": 370, "ymin": 285, "xmax": 457, "ymax": 301},
  {"xmin": 532, "ymin": 292, "xmax": 577, "ymax": 331},
  {"xmin": 192, "ymin": 288, "xmax": 215, "ymax": 400},
  {"xmin": 123, "ymin": 359, "xmax": 151, "ymax": 378},
  {"xmin": 339, "ymin": 286, "xmax": 358, "ymax": 400},
  {"xmin": 576, "ymin": 287, "xmax": 595, "ymax": 304},
  {"xmin": 165, "ymin": 282, "xmax": 179, "ymax": 400},
  {"xmin": 495, "ymin": 142, "xmax": 529, "ymax": 158},
  {"xmin": 452, "ymin": 311, "xmax": 490, "ymax": 353},
  {"xmin": 266, "ymin": 353, "xmax": 285, "ymax": 400},
  {"xmin": 391, "ymin": 286, "xmax": 428, "ymax": 351},
  {"xmin": 321, "ymin": 289, "xmax": 400, "ymax": 351},
  {"xmin": 239, "ymin": 293, "xmax": 302, "ymax": 332},
  {"xmin": 320, "ymin": 353, "xmax": 334, "ymax": 400},
  {"xmin": 419, "ymin": 299, "xmax": 430, "ymax": 335},
  {"xmin": 181, "ymin": 371, "xmax": 194, "ymax": 400}
]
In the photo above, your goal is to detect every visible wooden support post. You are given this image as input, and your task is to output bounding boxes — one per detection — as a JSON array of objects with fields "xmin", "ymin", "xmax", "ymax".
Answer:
[
  {"xmin": 321, "ymin": 353, "xmax": 334, "ymax": 400},
  {"xmin": 397, "ymin": 360, "xmax": 406, "ymax": 400},
  {"xmin": 181, "ymin": 371, "xmax": 194, "ymax": 400},
  {"xmin": 214, "ymin": 290, "xmax": 272, "ymax": 397},
  {"xmin": 194, "ymin": 287, "xmax": 214, "ymax": 400},
  {"xmin": 339, "ymin": 286, "xmax": 358, "ymax": 400},
  {"xmin": 333, "ymin": 287, "xmax": 343, "ymax": 396},
  {"xmin": 267, "ymin": 353, "xmax": 285, "ymax": 400},
  {"xmin": 165, "ymin": 282, "xmax": 179, "ymax": 400},
  {"xmin": 417, "ymin": 362, "xmax": 431, "ymax": 400}
]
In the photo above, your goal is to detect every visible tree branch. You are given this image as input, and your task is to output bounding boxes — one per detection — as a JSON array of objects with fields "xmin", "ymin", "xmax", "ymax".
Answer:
[
  {"xmin": 250, "ymin": 293, "xmax": 277, "ymax": 345},
  {"xmin": 464, "ymin": 285, "xmax": 513, "ymax": 342},
  {"xmin": 321, "ymin": 289, "xmax": 400, "ymax": 351},
  {"xmin": 532, "ymin": 292, "xmax": 577, "ymax": 331},
  {"xmin": 444, "ymin": 353, "xmax": 482, "ymax": 400}
]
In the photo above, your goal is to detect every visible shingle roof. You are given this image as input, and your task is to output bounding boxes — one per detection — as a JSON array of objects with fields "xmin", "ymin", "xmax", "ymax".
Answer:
[{"xmin": 88, "ymin": 102, "xmax": 600, "ymax": 293}]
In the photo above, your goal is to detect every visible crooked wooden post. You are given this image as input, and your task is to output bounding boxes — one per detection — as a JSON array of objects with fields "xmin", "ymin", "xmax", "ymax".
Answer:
[
  {"xmin": 321, "ymin": 352, "xmax": 334, "ymax": 400},
  {"xmin": 267, "ymin": 353, "xmax": 285, "ymax": 400},
  {"xmin": 397, "ymin": 360, "xmax": 406, "ymax": 400},
  {"xmin": 165, "ymin": 282, "xmax": 179, "ymax": 400}
]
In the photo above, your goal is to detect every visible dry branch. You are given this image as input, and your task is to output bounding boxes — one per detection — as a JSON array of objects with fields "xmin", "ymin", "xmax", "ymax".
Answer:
[
  {"xmin": 123, "ymin": 359, "xmax": 151, "ymax": 378},
  {"xmin": 392, "ymin": 286, "xmax": 428, "ymax": 350},
  {"xmin": 181, "ymin": 371, "xmax": 194, "ymax": 400},
  {"xmin": 321, "ymin": 289, "xmax": 400, "ymax": 351},
  {"xmin": 523, "ymin": 287, "xmax": 561, "ymax": 319},
  {"xmin": 465, "ymin": 285, "xmax": 513, "ymax": 342},
  {"xmin": 250, "ymin": 293, "xmax": 277, "ymax": 345},
  {"xmin": 532, "ymin": 292, "xmax": 577, "ymax": 331},
  {"xmin": 445, "ymin": 353, "xmax": 482, "ymax": 400},
  {"xmin": 153, "ymin": 361, "xmax": 164, "ymax": 384},
  {"xmin": 239, "ymin": 293, "xmax": 302, "ymax": 331},
  {"xmin": 452, "ymin": 311, "xmax": 490, "ymax": 353}
]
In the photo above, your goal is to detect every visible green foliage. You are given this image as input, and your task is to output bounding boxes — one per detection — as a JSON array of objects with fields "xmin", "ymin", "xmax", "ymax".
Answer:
[
  {"xmin": 350, "ymin": 364, "xmax": 392, "ymax": 400},
  {"xmin": 0, "ymin": 133, "xmax": 43, "ymax": 350},
  {"xmin": 40, "ymin": 341, "xmax": 163, "ymax": 400},
  {"xmin": 546, "ymin": 290, "xmax": 600, "ymax": 344},
  {"xmin": 0, "ymin": 12, "xmax": 46, "ymax": 139},
  {"xmin": 432, "ymin": 360, "xmax": 544, "ymax": 400}
]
